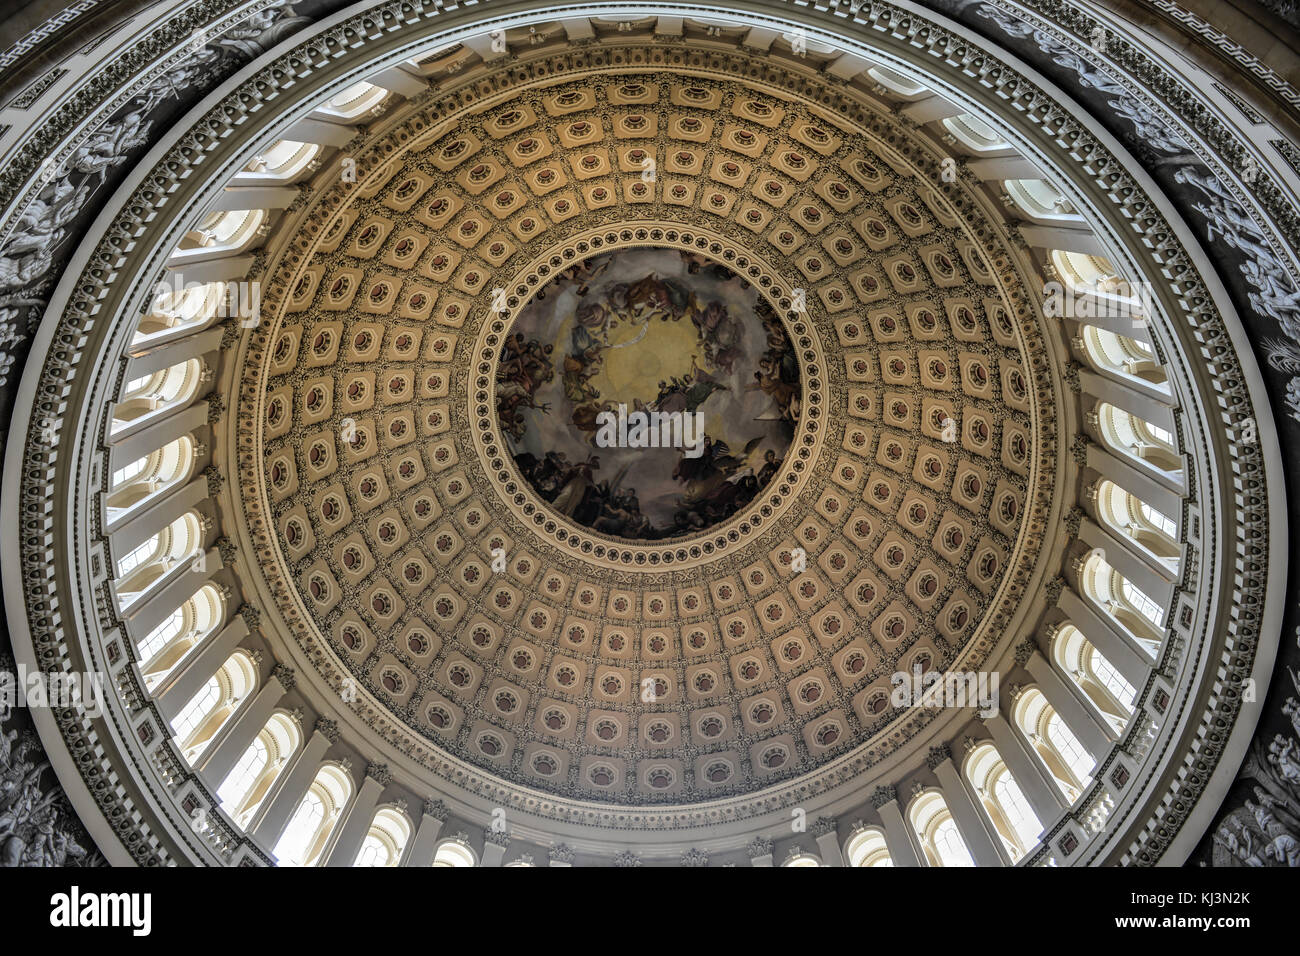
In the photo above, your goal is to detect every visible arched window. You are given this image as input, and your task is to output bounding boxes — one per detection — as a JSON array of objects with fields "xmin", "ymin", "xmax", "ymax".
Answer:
[
  {"xmin": 865, "ymin": 65, "xmax": 927, "ymax": 96},
  {"xmin": 136, "ymin": 582, "xmax": 225, "ymax": 689},
  {"xmin": 274, "ymin": 764, "xmax": 354, "ymax": 867},
  {"xmin": 941, "ymin": 112, "xmax": 1008, "ymax": 152},
  {"xmin": 909, "ymin": 791, "xmax": 974, "ymax": 867},
  {"xmin": 241, "ymin": 140, "xmax": 319, "ymax": 181},
  {"xmin": 111, "ymin": 358, "xmax": 205, "ymax": 435},
  {"xmin": 432, "ymin": 839, "xmax": 477, "ymax": 867},
  {"xmin": 170, "ymin": 651, "xmax": 257, "ymax": 764},
  {"xmin": 1004, "ymin": 178, "xmax": 1078, "ymax": 222},
  {"xmin": 1051, "ymin": 251, "xmax": 1122, "ymax": 295},
  {"xmin": 1093, "ymin": 479, "xmax": 1180, "ymax": 570},
  {"xmin": 1012, "ymin": 689, "xmax": 1095, "ymax": 802},
  {"xmin": 318, "ymin": 81, "xmax": 389, "ymax": 120},
  {"xmin": 136, "ymin": 281, "xmax": 225, "ymax": 343},
  {"xmin": 114, "ymin": 511, "xmax": 204, "ymax": 607},
  {"xmin": 1047, "ymin": 713, "xmax": 1093, "ymax": 784},
  {"xmin": 781, "ymin": 851, "xmax": 823, "ymax": 867},
  {"xmin": 105, "ymin": 435, "xmax": 198, "ymax": 522},
  {"xmin": 354, "ymin": 807, "xmax": 412, "ymax": 867},
  {"xmin": 1095, "ymin": 402, "xmax": 1182, "ymax": 477},
  {"xmin": 1052, "ymin": 623, "xmax": 1138, "ymax": 731},
  {"xmin": 216, "ymin": 711, "xmax": 302, "ymax": 829},
  {"xmin": 1080, "ymin": 325, "xmax": 1168, "ymax": 389},
  {"xmin": 965, "ymin": 743, "xmax": 1042, "ymax": 861},
  {"xmin": 1089, "ymin": 647, "xmax": 1137, "ymax": 711},
  {"xmin": 111, "ymin": 455, "xmax": 150, "ymax": 488},
  {"xmin": 175, "ymin": 208, "xmax": 266, "ymax": 255},
  {"xmin": 1120, "ymin": 580, "xmax": 1165, "ymax": 627},
  {"xmin": 1079, "ymin": 551, "xmax": 1165, "ymax": 653},
  {"xmin": 218, "ymin": 736, "xmax": 268, "ymax": 817},
  {"xmin": 845, "ymin": 827, "xmax": 893, "ymax": 867},
  {"xmin": 170, "ymin": 677, "xmax": 219, "ymax": 747}
]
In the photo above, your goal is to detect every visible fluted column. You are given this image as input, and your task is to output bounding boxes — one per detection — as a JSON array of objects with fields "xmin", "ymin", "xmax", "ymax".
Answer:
[
  {"xmin": 367, "ymin": 66, "xmax": 428, "ymax": 98},
  {"xmin": 1062, "ymin": 292, "xmax": 1154, "ymax": 340},
  {"xmin": 196, "ymin": 664, "xmax": 291, "ymax": 784},
  {"xmin": 930, "ymin": 748, "xmax": 1010, "ymax": 866},
  {"xmin": 325, "ymin": 764, "xmax": 389, "ymax": 867},
  {"xmin": 208, "ymin": 185, "xmax": 300, "ymax": 212},
  {"xmin": 252, "ymin": 719, "xmax": 338, "ymax": 847},
  {"xmin": 983, "ymin": 714, "xmax": 1068, "ymax": 824},
  {"xmin": 164, "ymin": 253, "xmax": 256, "ymax": 284},
  {"xmin": 284, "ymin": 117, "xmax": 357, "ymax": 147},
  {"xmin": 403, "ymin": 799, "xmax": 448, "ymax": 867},
  {"xmin": 1025, "ymin": 651, "xmax": 1115, "ymax": 759},
  {"xmin": 872, "ymin": 786, "xmax": 922, "ymax": 867},
  {"xmin": 154, "ymin": 613, "xmax": 249, "ymax": 722}
]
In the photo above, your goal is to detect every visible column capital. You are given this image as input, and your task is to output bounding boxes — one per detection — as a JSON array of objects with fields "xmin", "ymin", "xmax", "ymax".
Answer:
[
  {"xmin": 271, "ymin": 663, "xmax": 295, "ymax": 691},
  {"xmin": 238, "ymin": 603, "xmax": 261, "ymax": 628},
  {"xmin": 203, "ymin": 464, "xmax": 224, "ymax": 495},
  {"xmin": 680, "ymin": 848, "xmax": 709, "ymax": 867},
  {"xmin": 548, "ymin": 843, "xmax": 575, "ymax": 865},
  {"xmin": 746, "ymin": 835, "xmax": 773, "ymax": 858},
  {"xmin": 1070, "ymin": 434, "xmax": 1091, "ymax": 466},
  {"xmin": 810, "ymin": 815, "xmax": 838, "ymax": 837},
  {"xmin": 364, "ymin": 762, "xmax": 391, "ymax": 786},
  {"xmin": 925, "ymin": 743, "xmax": 952, "ymax": 770},
  {"xmin": 870, "ymin": 784, "xmax": 897, "ymax": 808},
  {"xmin": 314, "ymin": 716, "xmax": 341, "ymax": 743},
  {"xmin": 1044, "ymin": 575, "xmax": 1066, "ymax": 607},
  {"xmin": 1014, "ymin": 637, "xmax": 1038, "ymax": 667}
]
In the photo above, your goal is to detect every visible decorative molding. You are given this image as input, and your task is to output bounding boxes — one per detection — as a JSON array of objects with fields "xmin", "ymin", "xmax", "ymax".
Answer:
[{"xmin": 0, "ymin": 0, "xmax": 1278, "ymax": 867}]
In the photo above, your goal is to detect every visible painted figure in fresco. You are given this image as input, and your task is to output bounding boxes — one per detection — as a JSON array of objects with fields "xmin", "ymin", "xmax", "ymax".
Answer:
[{"xmin": 500, "ymin": 249, "xmax": 799, "ymax": 540}]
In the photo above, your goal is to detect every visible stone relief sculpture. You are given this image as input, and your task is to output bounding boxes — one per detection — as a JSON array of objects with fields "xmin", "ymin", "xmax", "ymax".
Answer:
[
  {"xmin": 969, "ymin": 0, "xmax": 1300, "ymax": 865},
  {"xmin": 0, "ymin": 660, "xmax": 103, "ymax": 867},
  {"xmin": 0, "ymin": 0, "xmax": 312, "ymax": 392},
  {"xmin": 0, "ymin": 0, "xmax": 1293, "ymax": 866},
  {"xmin": 972, "ymin": 2, "xmax": 1300, "ymax": 403},
  {"xmin": 1210, "ymin": 629, "xmax": 1300, "ymax": 866},
  {"xmin": 0, "ymin": 1, "xmax": 322, "ymax": 863}
]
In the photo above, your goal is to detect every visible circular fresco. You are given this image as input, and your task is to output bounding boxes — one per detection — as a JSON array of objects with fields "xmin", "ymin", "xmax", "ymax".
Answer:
[{"xmin": 496, "ymin": 247, "xmax": 800, "ymax": 540}]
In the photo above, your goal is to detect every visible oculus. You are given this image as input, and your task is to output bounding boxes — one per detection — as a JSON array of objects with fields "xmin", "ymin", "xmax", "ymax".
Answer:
[{"xmin": 496, "ymin": 247, "xmax": 800, "ymax": 540}]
